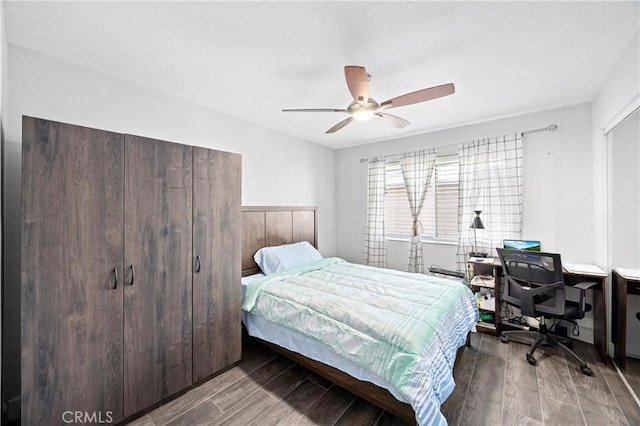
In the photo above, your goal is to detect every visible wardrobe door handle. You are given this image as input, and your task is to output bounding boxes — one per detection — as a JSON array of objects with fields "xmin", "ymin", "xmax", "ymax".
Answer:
[
  {"xmin": 129, "ymin": 264, "xmax": 135, "ymax": 286},
  {"xmin": 113, "ymin": 267, "xmax": 118, "ymax": 290},
  {"xmin": 195, "ymin": 256, "xmax": 201, "ymax": 273}
]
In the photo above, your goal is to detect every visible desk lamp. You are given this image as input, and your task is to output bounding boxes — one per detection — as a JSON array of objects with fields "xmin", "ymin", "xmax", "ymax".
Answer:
[{"xmin": 469, "ymin": 210, "xmax": 487, "ymax": 257}]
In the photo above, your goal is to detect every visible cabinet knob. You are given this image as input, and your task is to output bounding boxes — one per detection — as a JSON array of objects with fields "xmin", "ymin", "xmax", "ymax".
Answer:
[
  {"xmin": 195, "ymin": 256, "xmax": 201, "ymax": 273},
  {"xmin": 113, "ymin": 267, "xmax": 118, "ymax": 290}
]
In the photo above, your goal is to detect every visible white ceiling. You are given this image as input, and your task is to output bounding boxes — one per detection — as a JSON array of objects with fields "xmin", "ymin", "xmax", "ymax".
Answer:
[{"xmin": 5, "ymin": 1, "xmax": 639, "ymax": 149}]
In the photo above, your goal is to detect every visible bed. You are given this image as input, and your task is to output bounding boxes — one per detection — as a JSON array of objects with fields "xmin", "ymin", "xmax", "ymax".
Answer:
[{"xmin": 241, "ymin": 206, "xmax": 478, "ymax": 425}]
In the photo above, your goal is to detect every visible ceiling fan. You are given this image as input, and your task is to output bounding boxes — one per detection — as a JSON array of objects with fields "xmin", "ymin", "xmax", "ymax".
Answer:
[{"xmin": 282, "ymin": 65, "xmax": 455, "ymax": 134}]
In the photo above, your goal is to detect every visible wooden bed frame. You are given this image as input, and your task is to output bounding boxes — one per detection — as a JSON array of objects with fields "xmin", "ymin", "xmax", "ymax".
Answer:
[{"xmin": 241, "ymin": 206, "xmax": 417, "ymax": 423}]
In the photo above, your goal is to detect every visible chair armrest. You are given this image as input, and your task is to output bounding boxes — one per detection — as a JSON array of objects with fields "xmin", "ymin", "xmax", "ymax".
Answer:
[
  {"xmin": 523, "ymin": 281, "xmax": 564, "ymax": 297},
  {"xmin": 520, "ymin": 281, "xmax": 564, "ymax": 317},
  {"xmin": 574, "ymin": 281, "xmax": 598, "ymax": 290},
  {"xmin": 573, "ymin": 281, "xmax": 597, "ymax": 317}
]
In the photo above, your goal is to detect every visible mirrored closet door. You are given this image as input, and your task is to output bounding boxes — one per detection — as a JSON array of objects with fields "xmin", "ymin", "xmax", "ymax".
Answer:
[{"xmin": 608, "ymin": 107, "xmax": 640, "ymax": 399}]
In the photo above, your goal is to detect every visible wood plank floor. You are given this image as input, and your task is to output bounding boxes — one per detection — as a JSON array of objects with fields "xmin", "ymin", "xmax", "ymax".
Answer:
[
  {"xmin": 125, "ymin": 333, "xmax": 640, "ymax": 426},
  {"xmin": 621, "ymin": 357, "xmax": 640, "ymax": 401}
]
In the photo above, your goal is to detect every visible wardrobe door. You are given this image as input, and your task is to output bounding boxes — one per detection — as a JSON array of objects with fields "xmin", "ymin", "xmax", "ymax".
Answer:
[
  {"xmin": 192, "ymin": 148, "xmax": 241, "ymax": 381},
  {"xmin": 123, "ymin": 135, "xmax": 193, "ymax": 417},
  {"xmin": 22, "ymin": 117, "xmax": 124, "ymax": 424}
]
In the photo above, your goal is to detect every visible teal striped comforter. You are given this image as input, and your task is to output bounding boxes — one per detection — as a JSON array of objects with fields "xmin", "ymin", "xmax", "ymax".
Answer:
[{"xmin": 242, "ymin": 258, "xmax": 479, "ymax": 425}]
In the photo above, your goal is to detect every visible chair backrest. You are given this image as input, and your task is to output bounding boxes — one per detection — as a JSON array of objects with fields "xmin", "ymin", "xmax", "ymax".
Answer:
[{"xmin": 496, "ymin": 248, "xmax": 566, "ymax": 318}]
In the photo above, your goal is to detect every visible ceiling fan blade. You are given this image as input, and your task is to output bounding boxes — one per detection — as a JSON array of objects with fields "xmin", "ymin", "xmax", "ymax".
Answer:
[
  {"xmin": 282, "ymin": 108, "xmax": 347, "ymax": 113},
  {"xmin": 344, "ymin": 66, "xmax": 369, "ymax": 103},
  {"xmin": 376, "ymin": 113, "xmax": 410, "ymax": 129},
  {"xmin": 326, "ymin": 117, "xmax": 354, "ymax": 134},
  {"xmin": 381, "ymin": 83, "xmax": 455, "ymax": 109}
]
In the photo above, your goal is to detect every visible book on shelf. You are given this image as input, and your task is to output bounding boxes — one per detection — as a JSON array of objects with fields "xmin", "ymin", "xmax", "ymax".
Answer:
[
  {"xmin": 476, "ymin": 321, "xmax": 496, "ymax": 329},
  {"xmin": 472, "ymin": 323, "xmax": 497, "ymax": 333},
  {"xmin": 479, "ymin": 312, "xmax": 494, "ymax": 322},
  {"xmin": 471, "ymin": 274, "xmax": 495, "ymax": 287},
  {"xmin": 469, "ymin": 256, "xmax": 501, "ymax": 265}
]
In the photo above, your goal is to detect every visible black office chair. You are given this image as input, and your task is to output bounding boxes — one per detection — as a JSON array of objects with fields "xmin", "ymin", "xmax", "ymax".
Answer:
[{"xmin": 496, "ymin": 248, "xmax": 597, "ymax": 376}]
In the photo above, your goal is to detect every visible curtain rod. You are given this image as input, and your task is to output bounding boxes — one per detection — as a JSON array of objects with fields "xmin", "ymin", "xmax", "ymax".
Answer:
[
  {"xmin": 359, "ymin": 124, "xmax": 557, "ymax": 163},
  {"xmin": 521, "ymin": 123, "xmax": 557, "ymax": 136}
]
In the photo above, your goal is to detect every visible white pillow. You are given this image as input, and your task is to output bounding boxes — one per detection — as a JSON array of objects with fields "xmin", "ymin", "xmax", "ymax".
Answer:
[{"xmin": 254, "ymin": 241, "xmax": 323, "ymax": 275}]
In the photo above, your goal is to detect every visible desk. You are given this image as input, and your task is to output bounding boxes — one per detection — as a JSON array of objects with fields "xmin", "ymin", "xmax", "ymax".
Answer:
[
  {"xmin": 469, "ymin": 257, "xmax": 609, "ymax": 364},
  {"xmin": 562, "ymin": 269, "xmax": 608, "ymax": 365},
  {"xmin": 612, "ymin": 267, "xmax": 640, "ymax": 369}
]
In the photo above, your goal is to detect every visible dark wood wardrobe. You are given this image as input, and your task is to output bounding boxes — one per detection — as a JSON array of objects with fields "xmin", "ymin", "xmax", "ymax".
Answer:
[{"xmin": 21, "ymin": 117, "xmax": 241, "ymax": 424}]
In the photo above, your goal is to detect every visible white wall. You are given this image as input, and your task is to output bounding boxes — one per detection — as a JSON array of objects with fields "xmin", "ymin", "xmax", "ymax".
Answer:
[
  {"xmin": 2, "ymin": 44, "xmax": 336, "ymax": 407},
  {"xmin": 336, "ymin": 102, "xmax": 595, "ymax": 271}
]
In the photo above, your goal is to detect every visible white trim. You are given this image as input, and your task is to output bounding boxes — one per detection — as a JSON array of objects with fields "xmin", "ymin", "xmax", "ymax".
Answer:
[
  {"xmin": 386, "ymin": 237, "xmax": 458, "ymax": 246},
  {"xmin": 606, "ymin": 133, "xmax": 614, "ymax": 273},
  {"xmin": 603, "ymin": 94, "xmax": 640, "ymax": 135}
]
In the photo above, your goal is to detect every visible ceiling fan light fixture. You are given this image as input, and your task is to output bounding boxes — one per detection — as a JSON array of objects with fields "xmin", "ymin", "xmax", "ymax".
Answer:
[
  {"xmin": 352, "ymin": 109, "xmax": 375, "ymax": 121},
  {"xmin": 348, "ymin": 98, "xmax": 378, "ymax": 121}
]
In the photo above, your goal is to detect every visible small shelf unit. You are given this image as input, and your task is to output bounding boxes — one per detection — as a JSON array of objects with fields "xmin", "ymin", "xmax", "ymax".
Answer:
[{"xmin": 467, "ymin": 257, "xmax": 503, "ymax": 335}]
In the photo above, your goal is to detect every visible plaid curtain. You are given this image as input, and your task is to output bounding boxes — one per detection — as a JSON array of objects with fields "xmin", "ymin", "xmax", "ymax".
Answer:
[
  {"xmin": 456, "ymin": 134, "xmax": 524, "ymax": 271},
  {"xmin": 400, "ymin": 149, "xmax": 437, "ymax": 273},
  {"xmin": 365, "ymin": 157, "xmax": 387, "ymax": 267}
]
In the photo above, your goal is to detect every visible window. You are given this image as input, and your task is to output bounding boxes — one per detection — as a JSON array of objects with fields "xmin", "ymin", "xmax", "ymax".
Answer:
[{"xmin": 385, "ymin": 154, "xmax": 459, "ymax": 242}]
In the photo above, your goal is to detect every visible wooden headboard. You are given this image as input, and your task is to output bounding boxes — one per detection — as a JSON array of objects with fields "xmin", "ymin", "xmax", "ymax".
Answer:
[{"xmin": 241, "ymin": 206, "xmax": 317, "ymax": 276}]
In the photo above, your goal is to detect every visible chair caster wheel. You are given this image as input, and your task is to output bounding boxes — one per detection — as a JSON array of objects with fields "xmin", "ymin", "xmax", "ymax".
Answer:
[
  {"xmin": 527, "ymin": 355, "xmax": 537, "ymax": 366},
  {"xmin": 581, "ymin": 365, "xmax": 593, "ymax": 376},
  {"xmin": 500, "ymin": 335, "xmax": 509, "ymax": 344}
]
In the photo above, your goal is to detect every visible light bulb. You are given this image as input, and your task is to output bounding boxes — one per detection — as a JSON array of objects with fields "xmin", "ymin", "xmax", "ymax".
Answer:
[{"xmin": 352, "ymin": 109, "xmax": 375, "ymax": 121}]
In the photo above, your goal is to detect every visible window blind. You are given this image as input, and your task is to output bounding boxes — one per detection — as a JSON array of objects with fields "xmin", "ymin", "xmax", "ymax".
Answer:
[{"xmin": 385, "ymin": 154, "xmax": 459, "ymax": 242}]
